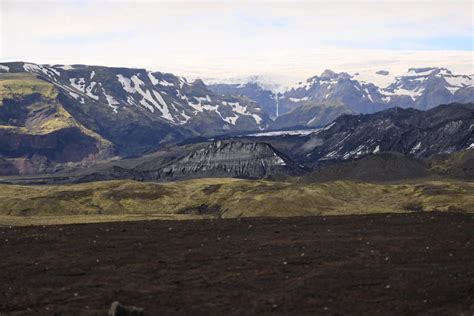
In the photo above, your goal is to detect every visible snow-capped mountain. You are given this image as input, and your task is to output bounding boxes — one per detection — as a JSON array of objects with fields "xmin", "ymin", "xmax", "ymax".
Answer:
[
  {"xmin": 1, "ymin": 62, "xmax": 268, "ymax": 134},
  {"xmin": 382, "ymin": 68, "xmax": 473, "ymax": 110},
  {"xmin": 211, "ymin": 67, "xmax": 473, "ymax": 128},
  {"xmin": 281, "ymin": 69, "xmax": 388, "ymax": 115},
  {"xmin": 283, "ymin": 67, "xmax": 473, "ymax": 114},
  {"xmin": 0, "ymin": 62, "xmax": 270, "ymax": 174}
]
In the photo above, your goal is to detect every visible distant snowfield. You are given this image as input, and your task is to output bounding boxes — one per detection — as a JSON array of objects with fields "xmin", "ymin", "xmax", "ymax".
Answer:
[
  {"xmin": 352, "ymin": 71, "xmax": 396, "ymax": 89},
  {"xmin": 167, "ymin": 50, "xmax": 474, "ymax": 92},
  {"xmin": 247, "ymin": 127, "xmax": 322, "ymax": 137}
]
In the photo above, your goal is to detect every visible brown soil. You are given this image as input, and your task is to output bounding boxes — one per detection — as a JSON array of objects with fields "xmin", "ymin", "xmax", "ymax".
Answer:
[{"xmin": 0, "ymin": 212, "xmax": 473, "ymax": 315}]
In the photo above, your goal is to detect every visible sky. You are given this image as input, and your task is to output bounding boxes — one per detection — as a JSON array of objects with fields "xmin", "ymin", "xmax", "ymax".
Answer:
[{"xmin": 1, "ymin": 0, "xmax": 473, "ymax": 87}]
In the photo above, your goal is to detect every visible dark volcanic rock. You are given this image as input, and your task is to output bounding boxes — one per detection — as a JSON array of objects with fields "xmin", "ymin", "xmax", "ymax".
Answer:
[
  {"xmin": 141, "ymin": 140, "xmax": 304, "ymax": 180},
  {"xmin": 306, "ymin": 103, "xmax": 473, "ymax": 162},
  {"xmin": 304, "ymin": 152, "xmax": 429, "ymax": 182},
  {"xmin": 0, "ymin": 156, "xmax": 19, "ymax": 175},
  {"xmin": 108, "ymin": 301, "xmax": 145, "ymax": 316}
]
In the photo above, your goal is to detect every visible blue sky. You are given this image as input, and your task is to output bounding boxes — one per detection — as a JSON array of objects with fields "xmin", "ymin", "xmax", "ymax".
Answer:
[{"xmin": 1, "ymin": 0, "xmax": 472, "ymax": 85}]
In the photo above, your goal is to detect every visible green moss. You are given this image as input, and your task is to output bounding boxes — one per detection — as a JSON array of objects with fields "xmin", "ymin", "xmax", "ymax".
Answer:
[
  {"xmin": 0, "ymin": 178, "xmax": 472, "ymax": 225},
  {"xmin": 0, "ymin": 73, "xmax": 58, "ymax": 100}
]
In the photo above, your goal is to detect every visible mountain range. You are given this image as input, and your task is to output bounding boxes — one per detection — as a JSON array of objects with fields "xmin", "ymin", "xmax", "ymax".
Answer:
[
  {"xmin": 0, "ymin": 62, "xmax": 269, "ymax": 173},
  {"xmin": 0, "ymin": 61, "xmax": 472, "ymax": 176},
  {"xmin": 209, "ymin": 67, "xmax": 473, "ymax": 128},
  {"xmin": 1, "ymin": 102, "xmax": 471, "ymax": 183}
]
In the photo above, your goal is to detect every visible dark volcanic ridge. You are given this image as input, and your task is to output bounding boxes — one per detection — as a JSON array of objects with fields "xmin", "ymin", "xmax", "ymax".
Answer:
[{"xmin": 73, "ymin": 140, "xmax": 307, "ymax": 183}]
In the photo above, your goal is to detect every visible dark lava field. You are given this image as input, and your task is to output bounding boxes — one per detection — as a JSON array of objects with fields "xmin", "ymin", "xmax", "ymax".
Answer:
[{"xmin": 1, "ymin": 212, "xmax": 473, "ymax": 315}]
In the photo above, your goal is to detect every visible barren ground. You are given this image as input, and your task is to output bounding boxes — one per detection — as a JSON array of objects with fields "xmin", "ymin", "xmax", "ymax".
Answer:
[{"xmin": 1, "ymin": 212, "xmax": 473, "ymax": 315}]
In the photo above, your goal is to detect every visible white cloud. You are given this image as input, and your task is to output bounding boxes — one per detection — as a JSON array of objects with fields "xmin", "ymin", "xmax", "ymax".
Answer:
[{"xmin": 1, "ymin": 0, "xmax": 472, "ymax": 86}]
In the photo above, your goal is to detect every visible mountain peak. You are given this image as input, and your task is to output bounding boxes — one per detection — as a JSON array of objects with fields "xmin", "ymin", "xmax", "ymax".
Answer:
[
  {"xmin": 404, "ymin": 67, "xmax": 452, "ymax": 77},
  {"xmin": 320, "ymin": 69, "xmax": 337, "ymax": 79}
]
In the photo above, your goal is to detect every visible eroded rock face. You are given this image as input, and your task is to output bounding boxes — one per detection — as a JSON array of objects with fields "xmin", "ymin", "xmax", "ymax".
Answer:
[{"xmin": 142, "ymin": 140, "xmax": 303, "ymax": 180}]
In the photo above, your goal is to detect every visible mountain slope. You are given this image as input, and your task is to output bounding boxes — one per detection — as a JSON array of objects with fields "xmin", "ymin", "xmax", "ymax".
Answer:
[
  {"xmin": 383, "ymin": 68, "xmax": 473, "ymax": 110},
  {"xmin": 281, "ymin": 69, "xmax": 389, "ymax": 115},
  {"xmin": 270, "ymin": 100, "xmax": 354, "ymax": 129},
  {"xmin": 305, "ymin": 103, "xmax": 474, "ymax": 162},
  {"xmin": 74, "ymin": 140, "xmax": 305, "ymax": 182},
  {"xmin": 208, "ymin": 82, "xmax": 278, "ymax": 119},
  {"xmin": 302, "ymin": 152, "xmax": 430, "ymax": 182},
  {"xmin": 140, "ymin": 140, "xmax": 303, "ymax": 180},
  {"xmin": 0, "ymin": 73, "xmax": 113, "ymax": 174},
  {"xmin": 1, "ymin": 62, "xmax": 269, "ymax": 144}
]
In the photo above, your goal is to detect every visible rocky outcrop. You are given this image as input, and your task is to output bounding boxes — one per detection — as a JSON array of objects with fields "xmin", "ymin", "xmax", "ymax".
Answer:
[
  {"xmin": 141, "ymin": 140, "xmax": 304, "ymax": 180},
  {"xmin": 108, "ymin": 301, "xmax": 144, "ymax": 316}
]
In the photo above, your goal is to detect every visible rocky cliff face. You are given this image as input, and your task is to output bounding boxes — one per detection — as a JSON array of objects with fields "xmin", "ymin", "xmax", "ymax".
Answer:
[{"xmin": 140, "ymin": 140, "xmax": 303, "ymax": 180}]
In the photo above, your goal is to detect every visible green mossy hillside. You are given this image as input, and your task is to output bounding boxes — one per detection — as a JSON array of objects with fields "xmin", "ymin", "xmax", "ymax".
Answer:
[
  {"xmin": 0, "ymin": 73, "xmax": 58, "ymax": 100},
  {"xmin": 0, "ymin": 178, "xmax": 472, "ymax": 224}
]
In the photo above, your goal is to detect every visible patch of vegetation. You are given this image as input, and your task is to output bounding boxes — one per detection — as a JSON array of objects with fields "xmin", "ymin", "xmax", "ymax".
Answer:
[
  {"xmin": 0, "ymin": 178, "xmax": 472, "ymax": 225},
  {"xmin": 0, "ymin": 73, "xmax": 58, "ymax": 100},
  {"xmin": 202, "ymin": 184, "xmax": 222, "ymax": 194}
]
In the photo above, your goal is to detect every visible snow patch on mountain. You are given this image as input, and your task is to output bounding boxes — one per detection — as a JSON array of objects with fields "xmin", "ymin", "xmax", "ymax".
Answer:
[
  {"xmin": 222, "ymin": 101, "xmax": 263, "ymax": 125},
  {"xmin": 289, "ymin": 97, "xmax": 309, "ymax": 102},
  {"xmin": 57, "ymin": 65, "xmax": 74, "ymax": 70},
  {"xmin": 103, "ymin": 89, "xmax": 120, "ymax": 113},
  {"xmin": 69, "ymin": 78, "xmax": 86, "ymax": 92},
  {"xmin": 147, "ymin": 72, "xmax": 160, "ymax": 85},
  {"xmin": 152, "ymin": 91, "xmax": 174, "ymax": 121},
  {"xmin": 85, "ymin": 82, "xmax": 99, "ymax": 100},
  {"xmin": 117, "ymin": 74, "xmax": 135, "ymax": 93}
]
